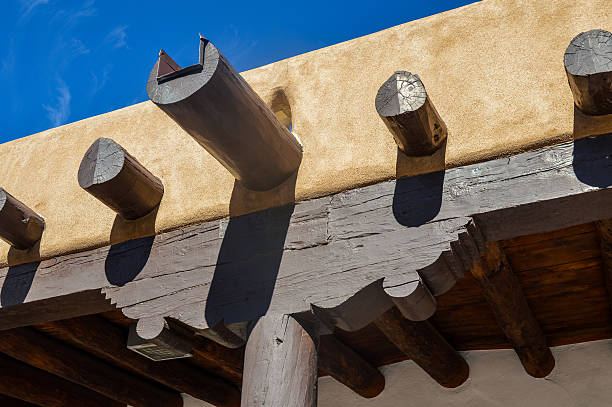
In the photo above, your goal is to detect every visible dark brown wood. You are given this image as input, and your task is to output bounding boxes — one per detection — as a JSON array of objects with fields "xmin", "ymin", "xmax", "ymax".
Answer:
[
  {"xmin": 37, "ymin": 316, "xmax": 240, "ymax": 407},
  {"xmin": 147, "ymin": 35, "xmax": 302, "ymax": 191},
  {"xmin": 0, "ymin": 328, "xmax": 182, "ymax": 407},
  {"xmin": 564, "ymin": 29, "xmax": 612, "ymax": 115},
  {"xmin": 0, "ymin": 188, "xmax": 44, "ymax": 250},
  {"xmin": 78, "ymin": 137, "xmax": 164, "ymax": 220},
  {"xmin": 375, "ymin": 71, "xmax": 447, "ymax": 156},
  {"xmin": 242, "ymin": 314, "xmax": 318, "ymax": 407},
  {"xmin": 0, "ymin": 394, "xmax": 37, "ymax": 407},
  {"xmin": 471, "ymin": 241, "xmax": 555, "ymax": 378},
  {"xmin": 374, "ymin": 307, "xmax": 468, "ymax": 388},
  {"xmin": 0, "ymin": 353, "xmax": 123, "ymax": 407},
  {"xmin": 318, "ymin": 334, "xmax": 384, "ymax": 398},
  {"xmin": 595, "ymin": 219, "xmax": 612, "ymax": 314}
]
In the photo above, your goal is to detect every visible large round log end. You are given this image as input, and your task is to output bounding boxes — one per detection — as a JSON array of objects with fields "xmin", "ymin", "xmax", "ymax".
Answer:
[
  {"xmin": 0, "ymin": 188, "xmax": 45, "ymax": 250},
  {"xmin": 564, "ymin": 29, "xmax": 612, "ymax": 115},
  {"xmin": 375, "ymin": 71, "xmax": 447, "ymax": 156}
]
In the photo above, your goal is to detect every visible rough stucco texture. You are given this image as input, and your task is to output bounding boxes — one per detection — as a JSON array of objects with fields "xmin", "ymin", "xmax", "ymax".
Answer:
[{"xmin": 0, "ymin": 0, "xmax": 611, "ymax": 265}]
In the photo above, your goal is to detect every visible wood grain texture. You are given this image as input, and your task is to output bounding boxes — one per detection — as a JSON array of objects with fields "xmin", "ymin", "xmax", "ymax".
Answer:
[
  {"xmin": 0, "ymin": 394, "xmax": 37, "ymax": 407},
  {"xmin": 318, "ymin": 334, "xmax": 384, "ymax": 398},
  {"xmin": 78, "ymin": 138, "xmax": 164, "ymax": 220},
  {"xmin": 0, "ymin": 353, "xmax": 123, "ymax": 407},
  {"xmin": 147, "ymin": 36, "xmax": 302, "ymax": 191},
  {"xmin": 375, "ymin": 71, "xmax": 447, "ymax": 156},
  {"xmin": 242, "ymin": 314, "xmax": 318, "ymax": 407},
  {"xmin": 564, "ymin": 29, "xmax": 612, "ymax": 115},
  {"xmin": 3, "ymin": 136, "xmax": 612, "ymax": 341},
  {"xmin": 374, "ymin": 307, "xmax": 469, "ymax": 388},
  {"xmin": 36, "ymin": 316, "xmax": 240, "ymax": 407},
  {"xmin": 0, "ymin": 188, "xmax": 44, "ymax": 250},
  {"xmin": 0, "ymin": 328, "xmax": 182, "ymax": 407},
  {"xmin": 471, "ymin": 241, "xmax": 554, "ymax": 378},
  {"xmin": 595, "ymin": 220, "xmax": 612, "ymax": 315}
]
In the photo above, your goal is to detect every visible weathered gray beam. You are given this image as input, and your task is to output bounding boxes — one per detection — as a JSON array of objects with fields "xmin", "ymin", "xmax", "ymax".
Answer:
[
  {"xmin": 2, "ymin": 135, "xmax": 612, "ymax": 340},
  {"xmin": 564, "ymin": 29, "xmax": 612, "ymax": 116},
  {"xmin": 147, "ymin": 35, "xmax": 302, "ymax": 191},
  {"xmin": 241, "ymin": 314, "xmax": 318, "ymax": 407}
]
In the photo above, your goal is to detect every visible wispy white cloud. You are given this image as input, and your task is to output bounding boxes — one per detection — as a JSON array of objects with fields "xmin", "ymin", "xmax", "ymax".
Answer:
[
  {"xmin": 50, "ymin": 0, "xmax": 96, "ymax": 31},
  {"xmin": 19, "ymin": 0, "xmax": 50, "ymax": 21},
  {"xmin": 43, "ymin": 78, "xmax": 71, "ymax": 127},
  {"xmin": 0, "ymin": 41, "xmax": 16, "ymax": 77},
  {"xmin": 105, "ymin": 25, "xmax": 129, "ymax": 49},
  {"xmin": 90, "ymin": 64, "xmax": 113, "ymax": 95},
  {"xmin": 219, "ymin": 25, "xmax": 258, "ymax": 66}
]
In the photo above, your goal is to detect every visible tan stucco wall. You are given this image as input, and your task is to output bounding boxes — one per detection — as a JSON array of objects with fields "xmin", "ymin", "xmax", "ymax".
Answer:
[{"xmin": 1, "ymin": 0, "xmax": 611, "ymax": 266}]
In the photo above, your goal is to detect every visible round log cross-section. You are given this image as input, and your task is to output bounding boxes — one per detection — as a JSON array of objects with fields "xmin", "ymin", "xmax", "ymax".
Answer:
[
  {"xmin": 242, "ymin": 314, "xmax": 318, "ymax": 407},
  {"xmin": 564, "ymin": 29, "xmax": 612, "ymax": 115},
  {"xmin": 78, "ymin": 138, "xmax": 164, "ymax": 220},
  {"xmin": 0, "ymin": 188, "xmax": 44, "ymax": 250},
  {"xmin": 147, "ymin": 36, "xmax": 302, "ymax": 191},
  {"xmin": 375, "ymin": 71, "xmax": 447, "ymax": 156}
]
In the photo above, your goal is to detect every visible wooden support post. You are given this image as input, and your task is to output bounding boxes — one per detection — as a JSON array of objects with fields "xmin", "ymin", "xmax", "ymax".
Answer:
[
  {"xmin": 242, "ymin": 314, "xmax": 318, "ymax": 407},
  {"xmin": 318, "ymin": 334, "xmax": 384, "ymax": 398},
  {"xmin": 0, "ymin": 328, "xmax": 182, "ymax": 407},
  {"xmin": 472, "ymin": 241, "xmax": 555, "ymax": 378},
  {"xmin": 595, "ymin": 220, "xmax": 612, "ymax": 314},
  {"xmin": 374, "ymin": 307, "xmax": 468, "ymax": 388},
  {"xmin": 78, "ymin": 138, "xmax": 164, "ymax": 220},
  {"xmin": 38, "ymin": 316, "xmax": 241, "ymax": 407},
  {"xmin": 147, "ymin": 35, "xmax": 302, "ymax": 191},
  {"xmin": 375, "ymin": 71, "xmax": 447, "ymax": 156},
  {"xmin": 0, "ymin": 188, "xmax": 44, "ymax": 250},
  {"xmin": 0, "ymin": 353, "xmax": 123, "ymax": 407},
  {"xmin": 564, "ymin": 29, "xmax": 612, "ymax": 116}
]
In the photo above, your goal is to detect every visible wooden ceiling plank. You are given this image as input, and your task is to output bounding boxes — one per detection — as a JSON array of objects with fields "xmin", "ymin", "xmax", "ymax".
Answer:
[
  {"xmin": 471, "ymin": 241, "xmax": 555, "ymax": 378},
  {"xmin": 318, "ymin": 334, "xmax": 385, "ymax": 398},
  {"xmin": 374, "ymin": 307, "xmax": 469, "ymax": 388},
  {"xmin": 0, "ymin": 328, "xmax": 182, "ymax": 407},
  {"xmin": 0, "ymin": 353, "xmax": 123, "ymax": 407},
  {"xmin": 37, "ymin": 316, "xmax": 240, "ymax": 407},
  {"xmin": 594, "ymin": 219, "xmax": 612, "ymax": 315}
]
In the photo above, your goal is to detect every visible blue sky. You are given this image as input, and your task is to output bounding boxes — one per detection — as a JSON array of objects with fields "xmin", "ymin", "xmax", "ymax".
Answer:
[{"xmin": 0, "ymin": 0, "xmax": 476, "ymax": 143}]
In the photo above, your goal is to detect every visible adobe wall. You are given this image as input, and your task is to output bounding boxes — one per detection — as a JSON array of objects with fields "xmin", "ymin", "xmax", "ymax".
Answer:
[{"xmin": 0, "ymin": 0, "xmax": 610, "ymax": 265}]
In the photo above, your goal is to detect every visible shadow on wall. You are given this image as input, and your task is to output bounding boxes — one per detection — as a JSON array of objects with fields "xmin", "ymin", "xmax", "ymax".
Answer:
[
  {"xmin": 393, "ymin": 142, "xmax": 447, "ymax": 226},
  {"xmin": 0, "ymin": 261, "xmax": 40, "ymax": 307},
  {"xmin": 572, "ymin": 134, "xmax": 612, "ymax": 187}
]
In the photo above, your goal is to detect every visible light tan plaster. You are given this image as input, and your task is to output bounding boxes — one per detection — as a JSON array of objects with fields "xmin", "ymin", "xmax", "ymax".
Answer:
[{"xmin": 0, "ymin": 0, "xmax": 611, "ymax": 266}]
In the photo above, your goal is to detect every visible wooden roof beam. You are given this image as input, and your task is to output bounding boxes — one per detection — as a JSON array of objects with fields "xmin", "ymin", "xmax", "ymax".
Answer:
[
  {"xmin": 595, "ymin": 220, "xmax": 612, "ymax": 315},
  {"xmin": 0, "ymin": 328, "xmax": 182, "ymax": 407},
  {"xmin": 0, "ymin": 353, "xmax": 123, "ymax": 407},
  {"xmin": 0, "ymin": 188, "xmax": 44, "ymax": 250},
  {"xmin": 78, "ymin": 138, "xmax": 164, "ymax": 220},
  {"xmin": 471, "ymin": 240, "xmax": 555, "ymax": 378},
  {"xmin": 147, "ymin": 35, "xmax": 302, "ymax": 191},
  {"xmin": 318, "ymin": 334, "xmax": 385, "ymax": 398},
  {"xmin": 0, "ymin": 394, "xmax": 37, "ymax": 407},
  {"xmin": 37, "ymin": 316, "xmax": 240, "ymax": 407},
  {"xmin": 564, "ymin": 29, "xmax": 612, "ymax": 116}
]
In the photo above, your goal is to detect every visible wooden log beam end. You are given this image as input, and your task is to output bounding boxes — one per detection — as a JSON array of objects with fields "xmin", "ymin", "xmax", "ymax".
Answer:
[
  {"xmin": 78, "ymin": 137, "xmax": 164, "ymax": 220},
  {"xmin": 375, "ymin": 71, "xmax": 447, "ymax": 156},
  {"xmin": 564, "ymin": 29, "xmax": 612, "ymax": 116},
  {"xmin": 0, "ymin": 188, "xmax": 44, "ymax": 250}
]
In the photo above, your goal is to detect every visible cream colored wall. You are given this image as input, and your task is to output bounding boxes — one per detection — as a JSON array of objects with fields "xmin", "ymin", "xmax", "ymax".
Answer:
[
  {"xmin": 184, "ymin": 339, "xmax": 612, "ymax": 407},
  {"xmin": 1, "ymin": 0, "xmax": 611, "ymax": 266}
]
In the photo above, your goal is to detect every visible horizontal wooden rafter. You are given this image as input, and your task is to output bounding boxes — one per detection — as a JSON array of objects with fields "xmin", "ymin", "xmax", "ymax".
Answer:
[{"xmin": 1, "ymin": 134, "xmax": 612, "ymax": 343}]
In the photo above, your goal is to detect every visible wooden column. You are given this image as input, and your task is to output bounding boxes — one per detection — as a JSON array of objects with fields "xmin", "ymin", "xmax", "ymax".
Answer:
[
  {"xmin": 78, "ymin": 138, "xmax": 163, "ymax": 220},
  {"xmin": 39, "ymin": 316, "xmax": 241, "ymax": 407},
  {"xmin": 0, "ymin": 353, "xmax": 123, "ymax": 407},
  {"xmin": 147, "ymin": 35, "xmax": 302, "ymax": 191},
  {"xmin": 0, "ymin": 188, "xmax": 44, "ymax": 250},
  {"xmin": 472, "ymin": 241, "xmax": 555, "ymax": 378},
  {"xmin": 242, "ymin": 314, "xmax": 318, "ymax": 407},
  {"xmin": 0, "ymin": 328, "xmax": 182, "ymax": 407},
  {"xmin": 564, "ymin": 29, "xmax": 612, "ymax": 115},
  {"xmin": 375, "ymin": 71, "xmax": 447, "ymax": 156},
  {"xmin": 374, "ymin": 307, "xmax": 468, "ymax": 388},
  {"xmin": 318, "ymin": 335, "xmax": 384, "ymax": 398}
]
